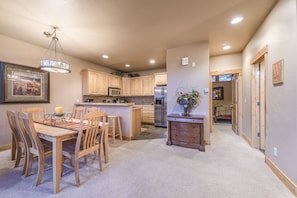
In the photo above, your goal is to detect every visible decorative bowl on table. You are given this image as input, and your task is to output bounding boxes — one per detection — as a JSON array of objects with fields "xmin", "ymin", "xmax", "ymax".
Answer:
[{"xmin": 53, "ymin": 113, "xmax": 65, "ymax": 117}]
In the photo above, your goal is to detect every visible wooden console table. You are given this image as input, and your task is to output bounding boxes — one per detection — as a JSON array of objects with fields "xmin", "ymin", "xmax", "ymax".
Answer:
[{"xmin": 167, "ymin": 114, "xmax": 205, "ymax": 151}]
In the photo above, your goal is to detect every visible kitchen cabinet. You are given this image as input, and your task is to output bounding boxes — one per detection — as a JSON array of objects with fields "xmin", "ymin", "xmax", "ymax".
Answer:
[
  {"xmin": 75, "ymin": 103, "xmax": 141, "ymax": 140},
  {"xmin": 130, "ymin": 77, "xmax": 143, "ymax": 96},
  {"xmin": 127, "ymin": 75, "xmax": 155, "ymax": 96},
  {"xmin": 141, "ymin": 105, "xmax": 154, "ymax": 124},
  {"xmin": 81, "ymin": 69, "xmax": 108, "ymax": 95},
  {"xmin": 108, "ymin": 75, "xmax": 122, "ymax": 89},
  {"xmin": 154, "ymin": 72, "xmax": 167, "ymax": 86},
  {"xmin": 142, "ymin": 75, "xmax": 155, "ymax": 96},
  {"xmin": 132, "ymin": 107, "xmax": 142, "ymax": 137},
  {"xmin": 121, "ymin": 77, "xmax": 131, "ymax": 96}
]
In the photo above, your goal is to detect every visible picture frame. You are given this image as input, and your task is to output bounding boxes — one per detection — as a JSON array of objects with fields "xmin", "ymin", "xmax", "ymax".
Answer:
[
  {"xmin": 0, "ymin": 62, "xmax": 50, "ymax": 103},
  {"xmin": 212, "ymin": 87, "xmax": 224, "ymax": 100},
  {"xmin": 272, "ymin": 59, "xmax": 284, "ymax": 85}
]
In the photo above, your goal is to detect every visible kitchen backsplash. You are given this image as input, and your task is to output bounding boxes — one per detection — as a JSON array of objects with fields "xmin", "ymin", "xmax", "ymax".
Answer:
[{"xmin": 82, "ymin": 96, "xmax": 154, "ymax": 105}]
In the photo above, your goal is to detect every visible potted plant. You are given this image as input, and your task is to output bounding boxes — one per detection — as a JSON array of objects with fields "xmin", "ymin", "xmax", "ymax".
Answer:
[{"xmin": 176, "ymin": 90, "xmax": 200, "ymax": 116}]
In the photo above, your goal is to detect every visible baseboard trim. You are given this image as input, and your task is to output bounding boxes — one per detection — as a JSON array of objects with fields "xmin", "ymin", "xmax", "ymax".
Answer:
[
  {"xmin": 265, "ymin": 157, "xmax": 297, "ymax": 196},
  {"xmin": 204, "ymin": 139, "xmax": 210, "ymax": 145},
  {"xmin": 0, "ymin": 144, "xmax": 10, "ymax": 151},
  {"xmin": 241, "ymin": 132, "xmax": 251, "ymax": 146}
]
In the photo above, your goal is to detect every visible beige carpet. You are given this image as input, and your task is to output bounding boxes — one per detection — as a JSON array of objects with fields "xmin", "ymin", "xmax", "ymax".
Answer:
[{"xmin": 0, "ymin": 123, "xmax": 294, "ymax": 198}]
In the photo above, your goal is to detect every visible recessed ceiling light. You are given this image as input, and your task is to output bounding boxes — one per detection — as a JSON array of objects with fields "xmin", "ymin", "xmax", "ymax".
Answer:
[
  {"xmin": 102, "ymin": 54, "xmax": 109, "ymax": 59},
  {"xmin": 125, "ymin": 64, "xmax": 130, "ymax": 67},
  {"xmin": 149, "ymin": 59, "xmax": 156, "ymax": 64},
  {"xmin": 231, "ymin": 16, "xmax": 243, "ymax": 24},
  {"xmin": 223, "ymin": 45, "xmax": 231, "ymax": 50}
]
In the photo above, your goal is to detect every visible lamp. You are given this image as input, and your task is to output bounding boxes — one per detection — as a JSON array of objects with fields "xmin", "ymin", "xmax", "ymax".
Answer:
[{"xmin": 39, "ymin": 26, "xmax": 71, "ymax": 73}]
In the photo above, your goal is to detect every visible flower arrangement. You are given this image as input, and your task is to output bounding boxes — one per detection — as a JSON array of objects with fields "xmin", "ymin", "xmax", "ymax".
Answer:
[{"xmin": 176, "ymin": 89, "xmax": 200, "ymax": 115}]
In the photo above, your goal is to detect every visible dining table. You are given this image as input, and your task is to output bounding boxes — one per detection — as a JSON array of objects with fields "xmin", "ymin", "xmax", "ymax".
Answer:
[{"xmin": 33, "ymin": 116, "xmax": 109, "ymax": 193}]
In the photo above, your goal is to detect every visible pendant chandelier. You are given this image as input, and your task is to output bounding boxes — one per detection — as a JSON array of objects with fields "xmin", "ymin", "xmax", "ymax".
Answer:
[{"xmin": 39, "ymin": 26, "xmax": 71, "ymax": 73}]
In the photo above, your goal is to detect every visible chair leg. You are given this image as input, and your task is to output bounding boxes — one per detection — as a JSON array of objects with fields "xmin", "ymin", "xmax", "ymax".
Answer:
[
  {"xmin": 117, "ymin": 117, "xmax": 122, "ymax": 141},
  {"xmin": 14, "ymin": 146, "xmax": 22, "ymax": 168},
  {"xmin": 99, "ymin": 147, "xmax": 103, "ymax": 171},
  {"xmin": 112, "ymin": 119, "xmax": 116, "ymax": 144},
  {"xmin": 36, "ymin": 157, "xmax": 45, "ymax": 186},
  {"xmin": 74, "ymin": 160, "xmax": 80, "ymax": 186},
  {"xmin": 21, "ymin": 148, "xmax": 27, "ymax": 175},
  {"xmin": 25, "ymin": 153, "xmax": 33, "ymax": 177},
  {"xmin": 11, "ymin": 134, "xmax": 16, "ymax": 161}
]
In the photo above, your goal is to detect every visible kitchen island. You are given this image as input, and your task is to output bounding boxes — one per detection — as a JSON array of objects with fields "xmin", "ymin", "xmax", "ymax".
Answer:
[{"xmin": 75, "ymin": 103, "xmax": 142, "ymax": 140}]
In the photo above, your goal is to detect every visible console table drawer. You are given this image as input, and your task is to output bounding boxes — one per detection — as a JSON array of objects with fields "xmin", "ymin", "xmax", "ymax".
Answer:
[{"xmin": 167, "ymin": 114, "xmax": 205, "ymax": 151}]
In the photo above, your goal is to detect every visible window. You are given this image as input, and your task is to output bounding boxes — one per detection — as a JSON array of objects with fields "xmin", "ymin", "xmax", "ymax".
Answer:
[
  {"xmin": 212, "ymin": 76, "xmax": 217, "ymax": 82},
  {"xmin": 219, "ymin": 74, "xmax": 232, "ymax": 82}
]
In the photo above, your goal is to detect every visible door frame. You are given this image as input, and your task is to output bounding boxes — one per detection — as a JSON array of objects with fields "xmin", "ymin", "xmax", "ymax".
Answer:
[
  {"xmin": 250, "ymin": 46, "xmax": 267, "ymax": 152},
  {"xmin": 209, "ymin": 69, "xmax": 242, "ymax": 134}
]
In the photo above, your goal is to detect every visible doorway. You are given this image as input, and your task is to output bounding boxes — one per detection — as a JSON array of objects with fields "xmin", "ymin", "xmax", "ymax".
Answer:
[{"xmin": 209, "ymin": 69, "xmax": 242, "ymax": 135}]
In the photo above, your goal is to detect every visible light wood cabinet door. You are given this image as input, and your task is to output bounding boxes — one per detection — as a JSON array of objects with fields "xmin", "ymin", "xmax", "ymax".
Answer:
[
  {"xmin": 121, "ymin": 77, "xmax": 131, "ymax": 96},
  {"xmin": 130, "ymin": 77, "xmax": 143, "ymax": 96},
  {"xmin": 108, "ymin": 75, "xmax": 122, "ymax": 89},
  {"xmin": 132, "ymin": 107, "xmax": 142, "ymax": 137},
  {"xmin": 97, "ymin": 72, "xmax": 108, "ymax": 95},
  {"xmin": 141, "ymin": 105, "xmax": 155, "ymax": 124},
  {"xmin": 142, "ymin": 75, "xmax": 155, "ymax": 96},
  {"xmin": 154, "ymin": 72, "xmax": 167, "ymax": 86},
  {"xmin": 81, "ymin": 69, "xmax": 108, "ymax": 95},
  {"xmin": 82, "ymin": 70, "xmax": 100, "ymax": 95}
]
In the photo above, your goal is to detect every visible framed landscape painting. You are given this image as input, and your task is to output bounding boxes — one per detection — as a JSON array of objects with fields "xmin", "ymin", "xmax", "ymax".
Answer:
[{"xmin": 0, "ymin": 62, "xmax": 50, "ymax": 103}]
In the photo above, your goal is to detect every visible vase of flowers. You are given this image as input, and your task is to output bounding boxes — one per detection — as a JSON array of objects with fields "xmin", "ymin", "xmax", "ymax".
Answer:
[{"xmin": 176, "ymin": 90, "xmax": 200, "ymax": 116}]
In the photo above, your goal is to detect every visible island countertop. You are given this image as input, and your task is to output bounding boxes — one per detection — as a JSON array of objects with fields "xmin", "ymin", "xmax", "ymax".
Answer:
[
  {"xmin": 76, "ymin": 102, "xmax": 135, "ymax": 107},
  {"xmin": 75, "ymin": 103, "xmax": 141, "ymax": 140}
]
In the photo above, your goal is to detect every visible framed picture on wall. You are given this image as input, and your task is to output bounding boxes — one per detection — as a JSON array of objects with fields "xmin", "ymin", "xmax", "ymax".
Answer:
[
  {"xmin": 212, "ymin": 87, "xmax": 224, "ymax": 100},
  {"xmin": 272, "ymin": 59, "xmax": 284, "ymax": 85},
  {"xmin": 0, "ymin": 62, "xmax": 50, "ymax": 103}
]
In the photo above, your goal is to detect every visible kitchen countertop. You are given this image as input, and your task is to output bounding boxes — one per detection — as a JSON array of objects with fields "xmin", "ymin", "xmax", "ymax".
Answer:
[
  {"xmin": 76, "ymin": 102, "xmax": 135, "ymax": 107},
  {"xmin": 75, "ymin": 103, "xmax": 141, "ymax": 140}
]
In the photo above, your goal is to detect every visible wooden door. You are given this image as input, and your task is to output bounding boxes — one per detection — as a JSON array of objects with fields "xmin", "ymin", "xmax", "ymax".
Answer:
[
  {"xmin": 251, "ymin": 61, "xmax": 266, "ymax": 152},
  {"xmin": 231, "ymin": 74, "xmax": 238, "ymax": 133}
]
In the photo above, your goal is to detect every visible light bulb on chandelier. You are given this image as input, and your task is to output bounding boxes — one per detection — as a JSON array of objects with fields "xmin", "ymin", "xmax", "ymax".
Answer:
[{"xmin": 39, "ymin": 26, "xmax": 71, "ymax": 73}]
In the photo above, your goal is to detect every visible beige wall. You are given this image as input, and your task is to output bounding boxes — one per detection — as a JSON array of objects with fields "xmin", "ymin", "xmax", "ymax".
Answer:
[
  {"xmin": 210, "ymin": 53, "xmax": 242, "ymax": 72},
  {"xmin": 0, "ymin": 35, "xmax": 114, "ymax": 147},
  {"xmin": 212, "ymin": 81, "xmax": 232, "ymax": 106},
  {"xmin": 166, "ymin": 42, "xmax": 210, "ymax": 142},
  {"xmin": 242, "ymin": 0, "xmax": 297, "ymax": 184}
]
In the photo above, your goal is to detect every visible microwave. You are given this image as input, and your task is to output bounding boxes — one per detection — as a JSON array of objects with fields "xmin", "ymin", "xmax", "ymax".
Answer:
[{"xmin": 108, "ymin": 87, "xmax": 121, "ymax": 96}]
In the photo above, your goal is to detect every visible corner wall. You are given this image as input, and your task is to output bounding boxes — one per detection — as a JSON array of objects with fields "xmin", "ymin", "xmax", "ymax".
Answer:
[
  {"xmin": 166, "ymin": 42, "xmax": 210, "ymax": 143},
  {"xmin": 242, "ymin": 0, "xmax": 297, "ymax": 186}
]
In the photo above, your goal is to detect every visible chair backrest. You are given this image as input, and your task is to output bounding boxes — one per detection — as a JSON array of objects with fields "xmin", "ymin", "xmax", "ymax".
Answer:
[
  {"xmin": 75, "ymin": 111, "xmax": 107, "ymax": 155},
  {"xmin": 7, "ymin": 110, "xmax": 23, "ymax": 147},
  {"xmin": 71, "ymin": 106, "xmax": 85, "ymax": 119},
  {"xmin": 22, "ymin": 107, "xmax": 46, "ymax": 122},
  {"xmin": 16, "ymin": 112, "xmax": 44, "ymax": 156}
]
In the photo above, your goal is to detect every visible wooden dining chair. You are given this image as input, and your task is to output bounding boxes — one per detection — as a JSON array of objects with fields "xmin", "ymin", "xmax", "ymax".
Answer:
[
  {"xmin": 6, "ymin": 110, "xmax": 26, "ymax": 174},
  {"xmin": 71, "ymin": 106, "xmax": 85, "ymax": 119},
  {"xmin": 16, "ymin": 111, "xmax": 52, "ymax": 186},
  {"xmin": 22, "ymin": 107, "xmax": 47, "ymax": 122},
  {"xmin": 62, "ymin": 111, "xmax": 108, "ymax": 186}
]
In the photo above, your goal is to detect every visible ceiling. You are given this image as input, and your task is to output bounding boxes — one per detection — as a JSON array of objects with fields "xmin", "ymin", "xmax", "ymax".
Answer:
[{"xmin": 0, "ymin": 0, "xmax": 277, "ymax": 72}]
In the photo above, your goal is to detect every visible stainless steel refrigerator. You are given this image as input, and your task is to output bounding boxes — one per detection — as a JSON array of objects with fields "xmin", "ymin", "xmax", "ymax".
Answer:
[{"xmin": 154, "ymin": 86, "xmax": 167, "ymax": 127}]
